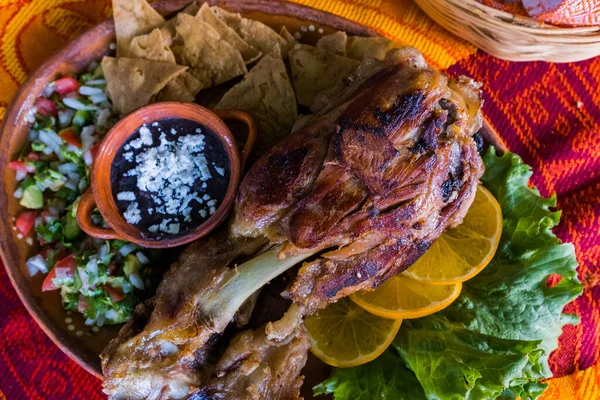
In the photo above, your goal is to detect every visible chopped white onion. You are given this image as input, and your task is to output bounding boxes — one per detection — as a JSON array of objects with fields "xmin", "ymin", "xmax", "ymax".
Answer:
[
  {"xmin": 96, "ymin": 316, "xmax": 106, "ymax": 327},
  {"xmin": 26, "ymin": 255, "xmax": 47, "ymax": 276},
  {"xmin": 136, "ymin": 252, "xmax": 150, "ymax": 265},
  {"xmin": 67, "ymin": 171, "xmax": 80, "ymax": 181},
  {"xmin": 105, "ymin": 309, "xmax": 118, "ymax": 321},
  {"xmin": 129, "ymin": 273, "xmax": 145, "ymax": 290},
  {"xmin": 98, "ymin": 244, "xmax": 109, "ymax": 259},
  {"xmin": 83, "ymin": 151, "xmax": 93, "ymax": 166},
  {"xmin": 65, "ymin": 180, "xmax": 78, "ymax": 190},
  {"xmin": 57, "ymin": 162, "xmax": 78, "ymax": 175},
  {"xmin": 96, "ymin": 108, "xmax": 111, "ymax": 128},
  {"xmin": 90, "ymin": 94, "xmax": 108, "ymax": 104},
  {"xmin": 58, "ymin": 109, "xmax": 76, "ymax": 128},
  {"xmin": 79, "ymin": 86, "xmax": 104, "ymax": 96},
  {"xmin": 77, "ymin": 267, "xmax": 89, "ymax": 288},
  {"xmin": 62, "ymin": 97, "xmax": 98, "ymax": 111},
  {"xmin": 119, "ymin": 243, "xmax": 137, "ymax": 256},
  {"xmin": 42, "ymin": 84, "xmax": 55, "ymax": 98},
  {"xmin": 81, "ymin": 125, "xmax": 96, "ymax": 150},
  {"xmin": 38, "ymin": 129, "xmax": 63, "ymax": 156},
  {"xmin": 86, "ymin": 258, "xmax": 98, "ymax": 278},
  {"xmin": 28, "ymin": 129, "xmax": 39, "ymax": 141},
  {"xmin": 15, "ymin": 170, "xmax": 27, "ymax": 181},
  {"xmin": 13, "ymin": 187, "xmax": 23, "ymax": 199},
  {"xmin": 85, "ymin": 318, "xmax": 96, "ymax": 326}
]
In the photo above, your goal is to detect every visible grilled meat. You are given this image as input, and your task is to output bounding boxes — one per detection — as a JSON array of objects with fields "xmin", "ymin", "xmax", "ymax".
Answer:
[
  {"xmin": 192, "ymin": 305, "xmax": 308, "ymax": 400},
  {"xmin": 101, "ymin": 232, "xmax": 266, "ymax": 399},
  {"xmin": 233, "ymin": 48, "xmax": 484, "ymax": 313}
]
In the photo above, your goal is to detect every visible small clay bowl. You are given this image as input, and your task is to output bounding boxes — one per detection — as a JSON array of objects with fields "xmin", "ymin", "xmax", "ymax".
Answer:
[{"xmin": 75, "ymin": 102, "xmax": 258, "ymax": 248}]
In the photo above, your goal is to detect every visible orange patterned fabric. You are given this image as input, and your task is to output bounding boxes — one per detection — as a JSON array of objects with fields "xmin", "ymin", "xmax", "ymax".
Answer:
[{"xmin": 0, "ymin": 0, "xmax": 598, "ymax": 399}]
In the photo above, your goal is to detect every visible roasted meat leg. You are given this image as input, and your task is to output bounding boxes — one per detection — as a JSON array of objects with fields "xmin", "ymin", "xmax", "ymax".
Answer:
[{"xmin": 233, "ymin": 48, "xmax": 484, "ymax": 313}]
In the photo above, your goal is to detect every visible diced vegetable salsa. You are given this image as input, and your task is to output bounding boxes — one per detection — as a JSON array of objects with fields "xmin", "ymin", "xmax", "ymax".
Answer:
[{"xmin": 11, "ymin": 61, "xmax": 154, "ymax": 327}]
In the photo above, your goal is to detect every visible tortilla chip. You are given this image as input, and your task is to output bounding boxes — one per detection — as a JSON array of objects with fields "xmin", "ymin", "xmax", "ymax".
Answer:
[
  {"xmin": 129, "ymin": 28, "xmax": 176, "ymax": 64},
  {"xmin": 160, "ymin": 18, "xmax": 177, "ymax": 46},
  {"xmin": 279, "ymin": 26, "xmax": 297, "ymax": 59},
  {"xmin": 289, "ymin": 45, "xmax": 360, "ymax": 107},
  {"xmin": 211, "ymin": 6, "xmax": 290, "ymax": 58},
  {"xmin": 113, "ymin": 0, "xmax": 165, "ymax": 57},
  {"xmin": 196, "ymin": 3, "xmax": 260, "ymax": 63},
  {"xmin": 216, "ymin": 55, "xmax": 297, "ymax": 152},
  {"xmin": 316, "ymin": 31, "xmax": 347, "ymax": 56},
  {"xmin": 175, "ymin": 13, "xmax": 247, "ymax": 88},
  {"xmin": 101, "ymin": 56, "xmax": 187, "ymax": 115},
  {"xmin": 157, "ymin": 72, "xmax": 203, "ymax": 103},
  {"xmin": 181, "ymin": 1, "xmax": 200, "ymax": 16},
  {"xmin": 346, "ymin": 36, "xmax": 404, "ymax": 61}
]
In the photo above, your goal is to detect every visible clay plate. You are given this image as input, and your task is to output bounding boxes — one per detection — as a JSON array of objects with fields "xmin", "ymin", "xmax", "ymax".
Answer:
[{"xmin": 0, "ymin": 0, "xmax": 506, "ymax": 394}]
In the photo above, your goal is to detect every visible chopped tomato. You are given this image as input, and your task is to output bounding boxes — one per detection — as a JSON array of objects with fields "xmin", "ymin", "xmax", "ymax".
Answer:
[
  {"xmin": 35, "ymin": 98, "xmax": 57, "ymax": 116},
  {"xmin": 42, "ymin": 254, "xmax": 76, "ymax": 291},
  {"xmin": 77, "ymin": 295, "xmax": 88, "ymax": 312},
  {"xmin": 15, "ymin": 211, "xmax": 36, "ymax": 235},
  {"xmin": 53, "ymin": 77, "xmax": 80, "ymax": 95},
  {"xmin": 8, "ymin": 161, "xmax": 35, "ymax": 173},
  {"xmin": 58, "ymin": 128, "xmax": 82, "ymax": 148},
  {"xmin": 103, "ymin": 285, "xmax": 125, "ymax": 302}
]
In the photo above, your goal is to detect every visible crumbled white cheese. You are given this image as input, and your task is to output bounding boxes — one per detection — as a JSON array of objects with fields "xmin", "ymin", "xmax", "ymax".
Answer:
[
  {"xmin": 121, "ymin": 122, "xmax": 224, "ymax": 234},
  {"xmin": 139, "ymin": 125, "xmax": 153, "ymax": 146},
  {"xmin": 123, "ymin": 202, "xmax": 141, "ymax": 224},
  {"xmin": 117, "ymin": 191, "xmax": 136, "ymax": 201},
  {"xmin": 167, "ymin": 223, "xmax": 180, "ymax": 235},
  {"xmin": 214, "ymin": 166, "xmax": 225, "ymax": 176}
]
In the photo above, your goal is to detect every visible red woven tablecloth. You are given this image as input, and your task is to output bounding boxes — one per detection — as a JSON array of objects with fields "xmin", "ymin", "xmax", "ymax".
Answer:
[{"xmin": 1, "ymin": 0, "xmax": 599, "ymax": 398}]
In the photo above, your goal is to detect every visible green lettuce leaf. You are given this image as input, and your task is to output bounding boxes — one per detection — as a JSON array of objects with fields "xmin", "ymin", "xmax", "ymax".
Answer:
[
  {"xmin": 314, "ymin": 351, "xmax": 426, "ymax": 400},
  {"xmin": 315, "ymin": 149, "xmax": 582, "ymax": 400}
]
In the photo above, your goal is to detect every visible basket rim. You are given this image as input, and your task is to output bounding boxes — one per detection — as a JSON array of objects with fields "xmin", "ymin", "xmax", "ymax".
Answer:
[{"xmin": 445, "ymin": 0, "xmax": 600, "ymax": 35}]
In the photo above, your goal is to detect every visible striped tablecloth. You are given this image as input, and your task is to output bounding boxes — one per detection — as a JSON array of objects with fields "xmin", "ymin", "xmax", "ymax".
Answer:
[{"xmin": 0, "ymin": 0, "xmax": 598, "ymax": 398}]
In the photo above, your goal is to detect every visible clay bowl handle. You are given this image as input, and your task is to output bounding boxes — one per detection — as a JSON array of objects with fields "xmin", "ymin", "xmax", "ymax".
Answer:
[
  {"xmin": 214, "ymin": 110, "xmax": 259, "ymax": 171},
  {"xmin": 76, "ymin": 189, "xmax": 122, "ymax": 240}
]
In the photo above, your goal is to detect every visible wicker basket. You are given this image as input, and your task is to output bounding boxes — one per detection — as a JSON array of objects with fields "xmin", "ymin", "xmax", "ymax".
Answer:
[{"xmin": 414, "ymin": 0, "xmax": 600, "ymax": 62}]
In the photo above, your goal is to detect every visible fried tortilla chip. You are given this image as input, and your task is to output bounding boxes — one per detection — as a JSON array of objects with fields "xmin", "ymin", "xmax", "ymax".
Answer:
[
  {"xmin": 346, "ymin": 36, "xmax": 404, "ymax": 61},
  {"xmin": 129, "ymin": 28, "xmax": 176, "ymax": 64},
  {"xmin": 157, "ymin": 72, "xmax": 203, "ymax": 103},
  {"xmin": 196, "ymin": 3, "xmax": 260, "ymax": 63},
  {"xmin": 289, "ymin": 44, "xmax": 360, "ymax": 107},
  {"xmin": 101, "ymin": 56, "xmax": 186, "ymax": 115},
  {"xmin": 279, "ymin": 26, "xmax": 297, "ymax": 59},
  {"xmin": 211, "ymin": 6, "xmax": 291, "ymax": 58},
  {"xmin": 316, "ymin": 31, "xmax": 347, "ymax": 56},
  {"xmin": 175, "ymin": 13, "xmax": 247, "ymax": 88},
  {"xmin": 216, "ymin": 55, "xmax": 297, "ymax": 152},
  {"xmin": 113, "ymin": 0, "xmax": 165, "ymax": 57}
]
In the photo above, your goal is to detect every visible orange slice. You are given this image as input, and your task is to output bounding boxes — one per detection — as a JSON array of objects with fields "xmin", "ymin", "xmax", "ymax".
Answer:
[
  {"xmin": 403, "ymin": 185, "xmax": 502, "ymax": 284},
  {"xmin": 304, "ymin": 298, "xmax": 402, "ymax": 368},
  {"xmin": 350, "ymin": 276, "xmax": 462, "ymax": 319}
]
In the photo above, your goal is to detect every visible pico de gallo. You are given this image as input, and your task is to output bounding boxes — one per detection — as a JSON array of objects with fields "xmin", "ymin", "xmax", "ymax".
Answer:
[{"xmin": 10, "ymin": 61, "xmax": 154, "ymax": 327}]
